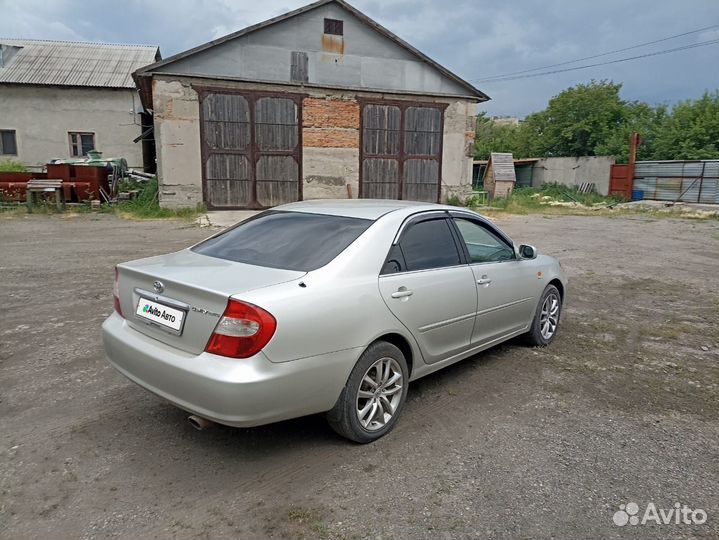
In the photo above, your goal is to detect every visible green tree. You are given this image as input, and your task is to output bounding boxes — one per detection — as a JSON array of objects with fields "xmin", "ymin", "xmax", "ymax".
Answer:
[
  {"xmin": 473, "ymin": 112, "xmax": 522, "ymax": 160},
  {"xmin": 532, "ymin": 80, "xmax": 628, "ymax": 157},
  {"xmin": 474, "ymin": 82, "xmax": 718, "ymax": 162},
  {"xmin": 650, "ymin": 91, "xmax": 719, "ymax": 160},
  {"xmin": 595, "ymin": 101, "xmax": 667, "ymax": 162}
]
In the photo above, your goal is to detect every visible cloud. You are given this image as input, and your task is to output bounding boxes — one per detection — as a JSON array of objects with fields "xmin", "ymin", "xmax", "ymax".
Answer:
[
  {"xmin": 0, "ymin": 0, "xmax": 86, "ymax": 41},
  {"xmin": 1, "ymin": 0, "xmax": 717, "ymax": 116}
]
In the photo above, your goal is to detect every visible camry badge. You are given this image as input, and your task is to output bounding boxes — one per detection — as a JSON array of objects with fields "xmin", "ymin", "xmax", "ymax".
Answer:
[{"xmin": 153, "ymin": 280, "xmax": 164, "ymax": 294}]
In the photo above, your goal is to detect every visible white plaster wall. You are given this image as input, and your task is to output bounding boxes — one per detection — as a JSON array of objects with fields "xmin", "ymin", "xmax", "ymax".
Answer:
[
  {"xmin": 303, "ymin": 147, "xmax": 359, "ymax": 199},
  {"xmin": 0, "ymin": 85, "xmax": 144, "ymax": 168},
  {"xmin": 441, "ymin": 99, "xmax": 475, "ymax": 202},
  {"xmin": 152, "ymin": 78, "xmax": 203, "ymax": 207}
]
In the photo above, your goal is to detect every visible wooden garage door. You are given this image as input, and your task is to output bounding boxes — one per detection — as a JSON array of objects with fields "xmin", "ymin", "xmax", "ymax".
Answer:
[
  {"xmin": 360, "ymin": 101, "xmax": 445, "ymax": 202},
  {"xmin": 200, "ymin": 91, "xmax": 302, "ymax": 209}
]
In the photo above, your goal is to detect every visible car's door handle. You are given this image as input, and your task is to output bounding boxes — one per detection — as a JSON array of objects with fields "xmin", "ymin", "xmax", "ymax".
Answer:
[
  {"xmin": 477, "ymin": 277, "xmax": 492, "ymax": 285},
  {"xmin": 391, "ymin": 289, "xmax": 413, "ymax": 299}
]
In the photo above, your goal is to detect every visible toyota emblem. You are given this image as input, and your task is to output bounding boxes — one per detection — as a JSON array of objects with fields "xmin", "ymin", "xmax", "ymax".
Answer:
[{"xmin": 153, "ymin": 280, "xmax": 164, "ymax": 294}]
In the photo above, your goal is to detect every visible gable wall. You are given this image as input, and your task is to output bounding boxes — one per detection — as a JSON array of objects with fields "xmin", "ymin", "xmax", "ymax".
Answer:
[{"xmin": 153, "ymin": 3, "xmax": 472, "ymax": 97}]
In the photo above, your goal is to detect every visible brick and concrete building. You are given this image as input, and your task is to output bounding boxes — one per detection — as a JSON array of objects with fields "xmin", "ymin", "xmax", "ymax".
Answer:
[
  {"xmin": 134, "ymin": 0, "xmax": 489, "ymax": 209},
  {"xmin": 0, "ymin": 39, "xmax": 160, "ymax": 169}
]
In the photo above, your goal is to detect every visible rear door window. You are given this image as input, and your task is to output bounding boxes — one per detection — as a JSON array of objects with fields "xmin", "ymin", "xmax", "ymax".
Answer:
[
  {"xmin": 397, "ymin": 218, "xmax": 461, "ymax": 271},
  {"xmin": 192, "ymin": 211, "xmax": 372, "ymax": 271}
]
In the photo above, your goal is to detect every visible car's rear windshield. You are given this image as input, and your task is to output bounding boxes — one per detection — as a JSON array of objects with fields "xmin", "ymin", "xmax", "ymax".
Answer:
[{"xmin": 192, "ymin": 211, "xmax": 373, "ymax": 271}]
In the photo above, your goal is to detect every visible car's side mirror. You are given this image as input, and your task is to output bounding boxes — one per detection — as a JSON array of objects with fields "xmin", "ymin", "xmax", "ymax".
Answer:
[{"xmin": 519, "ymin": 244, "xmax": 537, "ymax": 259}]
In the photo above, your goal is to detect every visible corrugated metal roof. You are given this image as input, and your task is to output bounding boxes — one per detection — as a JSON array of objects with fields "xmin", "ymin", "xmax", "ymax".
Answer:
[{"xmin": 0, "ymin": 39, "xmax": 160, "ymax": 88}]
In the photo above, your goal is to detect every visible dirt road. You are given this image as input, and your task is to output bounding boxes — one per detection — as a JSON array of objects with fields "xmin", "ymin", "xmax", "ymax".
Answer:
[{"xmin": 1, "ymin": 212, "xmax": 717, "ymax": 539}]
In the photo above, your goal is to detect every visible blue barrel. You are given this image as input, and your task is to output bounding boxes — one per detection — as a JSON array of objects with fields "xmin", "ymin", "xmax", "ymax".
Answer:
[{"xmin": 631, "ymin": 190, "xmax": 644, "ymax": 201}]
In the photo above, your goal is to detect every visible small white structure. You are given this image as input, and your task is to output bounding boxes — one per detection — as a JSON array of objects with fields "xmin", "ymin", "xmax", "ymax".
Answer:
[{"xmin": 0, "ymin": 39, "xmax": 160, "ymax": 169}]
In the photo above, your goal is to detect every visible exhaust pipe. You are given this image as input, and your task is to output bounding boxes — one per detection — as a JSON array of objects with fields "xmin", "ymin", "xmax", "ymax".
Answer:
[{"xmin": 188, "ymin": 414, "xmax": 216, "ymax": 431}]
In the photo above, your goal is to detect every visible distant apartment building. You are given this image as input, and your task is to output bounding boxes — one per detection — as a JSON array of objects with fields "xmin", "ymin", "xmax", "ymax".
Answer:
[{"xmin": 491, "ymin": 116, "xmax": 520, "ymax": 126}]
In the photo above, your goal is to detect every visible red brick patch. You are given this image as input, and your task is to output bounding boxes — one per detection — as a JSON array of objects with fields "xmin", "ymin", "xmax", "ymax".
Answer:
[
  {"xmin": 303, "ymin": 128, "xmax": 359, "ymax": 148},
  {"xmin": 303, "ymin": 97, "xmax": 360, "ymax": 129}
]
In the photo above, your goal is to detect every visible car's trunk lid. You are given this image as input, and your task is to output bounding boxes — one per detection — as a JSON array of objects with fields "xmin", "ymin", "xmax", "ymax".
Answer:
[{"xmin": 116, "ymin": 249, "xmax": 304, "ymax": 354}]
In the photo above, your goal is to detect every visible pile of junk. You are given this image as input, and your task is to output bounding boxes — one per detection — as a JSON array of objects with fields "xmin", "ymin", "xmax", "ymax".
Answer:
[{"xmin": 0, "ymin": 150, "xmax": 154, "ymax": 204}]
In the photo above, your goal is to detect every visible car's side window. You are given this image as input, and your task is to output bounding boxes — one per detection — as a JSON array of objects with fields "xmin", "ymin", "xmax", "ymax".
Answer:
[
  {"xmin": 453, "ymin": 217, "xmax": 515, "ymax": 263},
  {"xmin": 381, "ymin": 244, "xmax": 406, "ymax": 275},
  {"xmin": 397, "ymin": 218, "xmax": 462, "ymax": 272}
]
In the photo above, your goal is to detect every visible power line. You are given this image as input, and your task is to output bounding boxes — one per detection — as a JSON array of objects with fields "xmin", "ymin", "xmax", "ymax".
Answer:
[
  {"xmin": 472, "ymin": 24, "xmax": 719, "ymax": 83},
  {"xmin": 475, "ymin": 39, "xmax": 719, "ymax": 84}
]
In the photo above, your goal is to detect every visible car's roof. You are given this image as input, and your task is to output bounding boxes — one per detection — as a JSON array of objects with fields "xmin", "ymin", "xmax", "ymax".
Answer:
[{"xmin": 276, "ymin": 199, "xmax": 459, "ymax": 220}]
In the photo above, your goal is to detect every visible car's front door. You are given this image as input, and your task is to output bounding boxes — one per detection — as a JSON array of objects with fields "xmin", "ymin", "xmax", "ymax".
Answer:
[
  {"xmin": 378, "ymin": 214, "xmax": 477, "ymax": 364},
  {"xmin": 450, "ymin": 214, "xmax": 537, "ymax": 345}
]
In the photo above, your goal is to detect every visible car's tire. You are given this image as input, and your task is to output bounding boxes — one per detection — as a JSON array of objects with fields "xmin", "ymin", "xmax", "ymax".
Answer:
[
  {"xmin": 326, "ymin": 341, "xmax": 409, "ymax": 443},
  {"xmin": 525, "ymin": 284, "xmax": 562, "ymax": 346}
]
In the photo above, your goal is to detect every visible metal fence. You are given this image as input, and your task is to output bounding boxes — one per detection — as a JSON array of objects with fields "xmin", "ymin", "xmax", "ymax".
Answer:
[{"xmin": 633, "ymin": 160, "xmax": 719, "ymax": 204}]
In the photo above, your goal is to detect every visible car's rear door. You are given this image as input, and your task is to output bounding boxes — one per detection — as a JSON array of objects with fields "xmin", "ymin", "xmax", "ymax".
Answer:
[
  {"xmin": 449, "ymin": 213, "xmax": 537, "ymax": 345},
  {"xmin": 378, "ymin": 213, "xmax": 477, "ymax": 364}
]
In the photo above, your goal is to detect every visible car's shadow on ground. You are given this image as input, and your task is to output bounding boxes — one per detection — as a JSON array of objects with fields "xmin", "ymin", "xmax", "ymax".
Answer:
[{"xmin": 116, "ymin": 337, "xmax": 525, "ymax": 460}]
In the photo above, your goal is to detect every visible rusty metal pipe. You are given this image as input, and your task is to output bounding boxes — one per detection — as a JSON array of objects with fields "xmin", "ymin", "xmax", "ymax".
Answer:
[{"xmin": 188, "ymin": 414, "xmax": 215, "ymax": 431}]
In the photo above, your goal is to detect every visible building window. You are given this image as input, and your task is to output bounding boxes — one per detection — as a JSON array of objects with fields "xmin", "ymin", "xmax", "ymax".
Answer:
[
  {"xmin": 290, "ymin": 51, "xmax": 309, "ymax": 83},
  {"xmin": 0, "ymin": 129, "xmax": 17, "ymax": 155},
  {"xmin": 324, "ymin": 18, "xmax": 343, "ymax": 35},
  {"xmin": 69, "ymin": 132, "xmax": 95, "ymax": 157}
]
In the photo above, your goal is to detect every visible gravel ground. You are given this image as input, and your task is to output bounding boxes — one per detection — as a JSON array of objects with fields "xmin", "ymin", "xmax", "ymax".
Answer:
[{"xmin": 1, "ymin": 212, "xmax": 718, "ymax": 540}]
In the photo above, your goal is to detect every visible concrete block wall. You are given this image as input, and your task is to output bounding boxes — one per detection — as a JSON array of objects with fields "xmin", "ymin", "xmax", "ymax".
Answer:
[
  {"xmin": 302, "ymin": 94, "xmax": 360, "ymax": 199},
  {"xmin": 441, "ymin": 100, "xmax": 476, "ymax": 202},
  {"xmin": 152, "ymin": 75, "xmax": 476, "ymax": 208},
  {"xmin": 152, "ymin": 79, "xmax": 204, "ymax": 208},
  {"xmin": 531, "ymin": 156, "xmax": 615, "ymax": 196}
]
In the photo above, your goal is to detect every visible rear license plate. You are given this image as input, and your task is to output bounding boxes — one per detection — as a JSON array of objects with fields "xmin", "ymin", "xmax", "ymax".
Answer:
[{"xmin": 136, "ymin": 298, "xmax": 185, "ymax": 332}]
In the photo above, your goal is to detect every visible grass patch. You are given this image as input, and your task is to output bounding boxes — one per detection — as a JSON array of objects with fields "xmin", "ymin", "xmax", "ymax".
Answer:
[
  {"xmin": 0, "ymin": 159, "xmax": 27, "ymax": 172},
  {"xmin": 114, "ymin": 179, "xmax": 206, "ymax": 220},
  {"xmin": 463, "ymin": 184, "xmax": 719, "ymax": 220},
  {"xmin": 287, "ymin": 507, "xmax": 329, "ymax": 537},
  {"xmin": 481, "ymin": 184, "xmax": 626, "ymax": 215},
  {"xmin": 0, "ymin": 179, "xmax": 206, "ymax": 221},
  {"xmin": 639, "ymin": 321, "xmax": 697, "ymax": 341}
]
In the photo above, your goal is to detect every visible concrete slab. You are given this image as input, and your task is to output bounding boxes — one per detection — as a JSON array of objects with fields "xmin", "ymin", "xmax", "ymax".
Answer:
[{"xmin": 198, "ymin": 210, "xmax": 261, "ymax": 228}]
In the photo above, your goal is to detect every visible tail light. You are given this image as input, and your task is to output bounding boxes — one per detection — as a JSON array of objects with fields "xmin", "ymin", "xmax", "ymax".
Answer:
[
  {"xmin": 113, "ymin": 267, "xmax": 124, "ymax": 317},
  {"xmin": 205, "ymin": 299, "xmax": 276, "ymax": 359}
]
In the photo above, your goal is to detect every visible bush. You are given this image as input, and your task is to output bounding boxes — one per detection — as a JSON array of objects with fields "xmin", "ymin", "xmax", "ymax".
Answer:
[
  {"xmin": 0, "ymin": 159, "xmax": 27, "ymax": 172},
  {"xmin": 446, "ymin": 194, "xmax": 462, "ymax": 206}
]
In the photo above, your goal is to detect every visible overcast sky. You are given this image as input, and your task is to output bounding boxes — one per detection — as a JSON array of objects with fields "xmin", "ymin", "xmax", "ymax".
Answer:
[{"xmin": 1, "ymin": 0, "xmax": 717, "ymax": 117}]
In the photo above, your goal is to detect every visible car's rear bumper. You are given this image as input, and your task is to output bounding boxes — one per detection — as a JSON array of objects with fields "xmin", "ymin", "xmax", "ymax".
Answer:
[{"xmin": 101, "ymin": 313, "xmax": 360, "ymax": 427}]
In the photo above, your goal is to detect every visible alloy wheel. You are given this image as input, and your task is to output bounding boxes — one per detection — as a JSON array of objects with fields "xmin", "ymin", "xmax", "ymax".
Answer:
[
  {"xmin": 355, "ymin": 357, "xmax": 403, "ymax": 431},
  {"xmin": 540, "ymin": 292, "xmax": 560, "ymax": 339}
]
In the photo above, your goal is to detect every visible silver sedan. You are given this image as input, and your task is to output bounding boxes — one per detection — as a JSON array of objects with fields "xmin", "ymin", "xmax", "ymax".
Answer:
[{"xmin": 102, "ymin": 200, "xmax": 567, "ymax": 442}]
